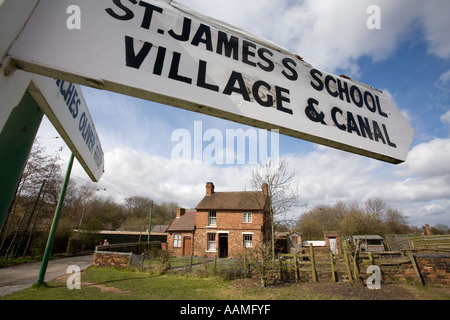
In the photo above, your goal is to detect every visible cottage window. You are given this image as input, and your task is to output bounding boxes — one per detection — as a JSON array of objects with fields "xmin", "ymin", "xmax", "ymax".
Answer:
[
  {"xmin": 173, "ymin": 234, "xmax": 181, "ymax": 248},
  {"xmin": 208, "ymin": 210, "xmax": 217, "ymax": 226},
  {"xmin": 243, "ymin": 234, "xmax": 253, "ymax": 248},
  {"xmin": 207, "ymin": 233, "xmax": 216, "ymax": 251},
  {"xmin": 243, "ymin": 212, "xmax": 252, "ymax": 223}
]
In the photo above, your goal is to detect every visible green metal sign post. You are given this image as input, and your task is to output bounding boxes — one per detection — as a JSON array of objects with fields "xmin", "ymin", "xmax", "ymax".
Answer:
[
  {"xmin": 148, "ymin": 200, "xmax": 153, "ymax": 244},
  {"xmin": 0, "ymin": 91, "xmax": 44, "ymax": 231},
  {"xmin": 36, "ymin": 153, "xmax": 74, "ymax": 286}
]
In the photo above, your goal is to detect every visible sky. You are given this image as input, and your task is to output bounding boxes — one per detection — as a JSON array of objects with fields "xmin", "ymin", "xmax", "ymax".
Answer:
[{"xmin": 36, "ymin": 0, "xmax": 450, "ymax": 227}]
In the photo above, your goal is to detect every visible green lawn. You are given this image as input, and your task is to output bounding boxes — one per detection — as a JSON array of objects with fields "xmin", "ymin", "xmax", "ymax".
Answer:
[
  {"xmin": 0, "ymin": 266, "xmax": 329, "ymax": 300},
  {"xmin": 2, "ymin": 266, "xmax": 449, "ymax": 300}
]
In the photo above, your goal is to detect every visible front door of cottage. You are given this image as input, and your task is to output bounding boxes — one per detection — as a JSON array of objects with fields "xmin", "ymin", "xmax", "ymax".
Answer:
[
  {"xmin": 219, "ymin": 233, "xmax": 228, "ymax": 258},
  {"xmin": 182, "ymin": 236, "xmax": 191, "ymax": 257}
]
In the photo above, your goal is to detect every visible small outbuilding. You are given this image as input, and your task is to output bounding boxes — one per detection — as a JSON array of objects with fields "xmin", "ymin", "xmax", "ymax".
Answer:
[
  {"xmin": 275, "ymin": 232, "xmax": 302, "ymax": 254},
  {"xmin": 352, "ymin": 235, "xmax": 385, "ymax": 253}
]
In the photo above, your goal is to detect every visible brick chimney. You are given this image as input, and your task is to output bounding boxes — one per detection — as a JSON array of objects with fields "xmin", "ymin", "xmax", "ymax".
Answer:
[
  {"xmin": 176, "ymin": 208, "xmax": 185, "ymax": 219},
  {"xmin": 262, "ymin": 183, "xmax": 268, "ymax": 196},
  {"xmin": 206, "ymin": 182, "xmax": 215, "ymax": 196},
  {"xmin": 424, "ymin": 224, "xmax": 431, "ymax": 235}
]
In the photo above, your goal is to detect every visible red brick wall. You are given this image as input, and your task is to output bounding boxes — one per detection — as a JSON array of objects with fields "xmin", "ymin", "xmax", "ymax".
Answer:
[
  {"xmin": 194, "ymin": 210, "xmax": 267, "ymax": 258},
  {"xmin": 416, "ymin": 253, "xmax": 450, "ymax": 285},
  {"xmin": 93, "ymin": 252, "xmax": 131, "ymax": 268},
  {"xmin": 167, "ymin": 231, "xmax": 194, "ymax": 256}
]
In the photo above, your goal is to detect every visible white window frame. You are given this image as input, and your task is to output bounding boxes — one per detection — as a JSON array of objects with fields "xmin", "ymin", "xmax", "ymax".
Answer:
[
  {"xmin": 208, "ymin": 210, "xmax": 217, "ymax": 226},
  {"xmin": 207, "ymin": 233, "xmax": 216, "ymax": 251},
  {"xmin": 243, "ymin": 212, "xmax": 252, "ymax": 223},
  {"xmin": 243, "ymin": 234, "xmax": 253, "ymax": 248},
  {"xmin": 173, "ymin": 234, "xmax": 181, "ymax": 248}
]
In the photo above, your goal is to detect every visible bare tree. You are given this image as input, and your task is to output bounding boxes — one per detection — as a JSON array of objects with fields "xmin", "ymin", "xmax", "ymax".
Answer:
[
  {"xmin": 245, "ymin": 242, "xmax": 272, "ymax": 287},
  {"xmin": 0, "ymin": 140, "xmax": 62, "ymax": 257},
  {"xmin": 250, "ymin": 158, "xmax": 304, "ymax": 259}
]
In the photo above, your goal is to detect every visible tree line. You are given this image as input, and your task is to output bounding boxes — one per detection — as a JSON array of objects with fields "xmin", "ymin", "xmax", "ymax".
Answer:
[
  {"xmin": 0, "ymin": 141, "xmax": 178, "ymax": 258},
  {"xmin": 251, "ymin": 159, "xmax": 449, "ymax": 240},
  {"xmin": 295, "ymin": 198, "xmax": 449, "ymax": 239}
]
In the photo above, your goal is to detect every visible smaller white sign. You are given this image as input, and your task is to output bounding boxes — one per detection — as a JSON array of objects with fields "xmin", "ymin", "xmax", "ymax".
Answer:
[{"xmin": 29, "ymin": 75, "xmax": 104, "ymax": 181}]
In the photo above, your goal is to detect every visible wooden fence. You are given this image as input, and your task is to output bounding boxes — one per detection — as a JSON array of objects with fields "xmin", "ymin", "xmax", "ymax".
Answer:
[
  {"xmin": 274, "ymin": 243, "xmax": 429, "ymax": 284},
  {"xmin": 408, "ymin": 235, "xmax": 450, "ymax": 251}
]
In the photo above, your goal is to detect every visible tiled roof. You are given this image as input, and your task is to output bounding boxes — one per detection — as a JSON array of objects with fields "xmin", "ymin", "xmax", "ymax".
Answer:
[
  {"xmin": 166, "ymin": 210, "xmax": 196, "ymax": 232},
  {"xmin": 196, "ymin": 191, "xmax": 268, "ymax": 211},
  {"xmin": 151, "ymin": 225, "xmax": 169, "ymax": 233}
]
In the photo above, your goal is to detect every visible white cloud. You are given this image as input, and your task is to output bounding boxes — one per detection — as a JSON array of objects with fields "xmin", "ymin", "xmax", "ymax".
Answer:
[
  {"xmin": 438, "ymin": 70, "xmax": 450, "ymax": 84},
  {"xmin": 395, "ymin": 138, "xmax": 450, "ymax": 179},
  {"xmin": 421, "ymin": 1, "xmax": 450, "ymax": 59},
  {"xmin": 179, "ymin": 0, "xmax": 449, "ymax": 76},
  {"xmin": 441, "ymin": 110, "xmax": 450, "ymax": 126},
  {"xmin": 93, "ymin": 146, "xmax": 256, "ymax": 208}
]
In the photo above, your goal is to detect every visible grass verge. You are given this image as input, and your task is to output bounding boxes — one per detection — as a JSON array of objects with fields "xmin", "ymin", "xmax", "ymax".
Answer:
[{"xmin": 1, "ymin": 266, "xmax": 449, "ymax": 300}]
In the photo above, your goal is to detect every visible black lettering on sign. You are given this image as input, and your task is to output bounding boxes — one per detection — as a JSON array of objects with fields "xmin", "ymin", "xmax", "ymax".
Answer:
[
  {"xmin": 169, "ymin": 17, "xmax": 191, "ymax": 41},
  {"xmin": 350, "ymin": 85, "xmax": 363, "ymax": 108},
  {"xmin": 376, "ymin": 96, "xmax": 388, "ymax": 118},
  {"xmin": 337, "ymin": 78, "xmax": 350, "ymax": 103},
  {"xmin": 191, "ymin": 24, "xmax": 213, "ymax": 51},
  {"xmin": 364, "ymin": 91, "xmax": 377, "ymax": 113},
  {"xmin": 138, "ymin": 1, "xmax": 163, "ymax": 30},
  {"xmin": 358, "ymin": 115, "xmax": 373, "ymax": 140},
  {"xmin": 242, "ymin": 40, "xmax": 257, "ymax": 67},
  {"xmin": 282, "ymin": 58, "xmax": 298, "ymax": 81},
  {"xmin": 257, "ymin": 48, "xmax": 275, "ymax": 72},
  {"xmin": 305, "ymin": 98, "xmax": 326, "ymax": 124},
  {"xmin": 373, "ymin": 121, "xmax": 386, "ymax": 144},
  {"xmin": 197, "ymin": 60, "xmax": 219, "ymax": 92},
  {"xmin": 216, "ymin": 31, "xmax": 239, "ymax": 60},
  {"xmin": 383, "ymin": 124, "xmax": 397, "ymax": 147},
  {"xmin": 169, "ymin": 52, "xmax": 192, "ymax": 84},
  {"xmin": 346, "ymin": 112, "xmax": 361, "ymax": 136},
  {"xmin": 331, "ymin": 106, "xmax": 346, "ymax": 131},
  {"xmin": 276, "ymin": 87, "xmax": 292, "ymax": 114},
  {"xmin": 105, "ymin": 0, "xmax": 136, "ymax": 21},
  {"xmin": 252, "ymin": 80, "xmax": 273, "ymax": 107},
  {"xmin": 153, "ymin": 46, "xmax": 166, "ymax": 75},
  {"xmin": 325, "ymin": 75, "xmax": 338, "ymax": 97},
  {"xmin": 125, "ymin": 36, "xmax": 152, "ymax": 69},
  {"xmin": 310, "ymin": 69, "xmax": 323, "ymax": 91},
  {"xmin": 223, "ymin": 71, "xmax": 251, "ymax": 102}
]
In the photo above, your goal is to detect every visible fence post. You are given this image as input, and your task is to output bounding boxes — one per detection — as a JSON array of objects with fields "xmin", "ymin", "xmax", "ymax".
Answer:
[
  {"xmin": 344, "ymin": 247, "xmax": 353, "ymax": 283},
  {"xmin": 214, "ymin": 255, "xmax": 217, "ymax": 274},
  {"xmin": 309, "ymin": 243, "xmax": 317, "ymax": 282},
  {"xmin": 368, "ymin": 252, "xmax": 374, "ymax": 265},
  {"xmin": 408, "ymin": 252, "xmax": 424, "ymax": 285},
  {"xmin": 330, "ymin": 252, "xmax": 336, "ymax": 283},
  {"xmin": 294, "ymin": 254, "xmax": 299, "ymax": 283},
  {"xmin": 352, "ymin": 251, "xmax": 361, "ymax": 283}
]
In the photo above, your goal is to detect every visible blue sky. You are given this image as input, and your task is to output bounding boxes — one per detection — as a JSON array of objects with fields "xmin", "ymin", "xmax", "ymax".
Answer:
[{"xmin": 37, "ymin": 0, "xmax": 450, "ymax": 227}]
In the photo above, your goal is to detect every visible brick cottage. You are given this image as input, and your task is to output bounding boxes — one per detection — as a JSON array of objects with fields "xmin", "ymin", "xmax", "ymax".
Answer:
[{"xmin": 167, "ymin": 182, "xmax": 271, "ymax": 258}]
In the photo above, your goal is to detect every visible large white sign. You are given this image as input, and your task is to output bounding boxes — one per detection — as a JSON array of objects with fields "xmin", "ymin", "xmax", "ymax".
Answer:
[{"xmin": 3, "ymin": 0, "xmax": 414, "ymax": 164}]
